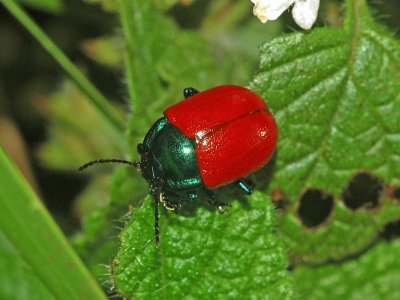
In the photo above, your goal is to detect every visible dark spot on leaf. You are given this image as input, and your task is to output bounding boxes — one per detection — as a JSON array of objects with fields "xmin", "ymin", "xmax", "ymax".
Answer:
[
  {"xmin": 271, "ymin": 188, "xmax": 290, "ymax": 212},
  {"xmin": 342, "ymin": 172, "xmax": 383, "ymax": 210},
  {"xmin": 287, "ymin": 264, "xmax": 294, "ymax": 272},
  {"xmin": 158, "ymin": 76, "xmax": 170, "ymax": 89},
  {"xmin": 297, "ymin": 189, "xmax": 334, "ymax": 228},
  {"xmin": 380, "ymin": 220, "xmax": 400, "ymax": 241}
]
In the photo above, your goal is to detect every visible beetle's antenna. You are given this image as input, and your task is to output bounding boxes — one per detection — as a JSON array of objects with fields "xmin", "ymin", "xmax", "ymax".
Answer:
[
  {"xmin": 150, "ymin": 185, "xmax": 160, "ymax": 246},
  {"xmin": 78, "ymin": 159, "xmax": 140, "ymax": 172}
]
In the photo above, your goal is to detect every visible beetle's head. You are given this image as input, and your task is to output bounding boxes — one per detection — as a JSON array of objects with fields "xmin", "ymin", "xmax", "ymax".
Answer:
[{"xmin": 137, "ymin": 143, "xmax": 164, "ymax": 187}]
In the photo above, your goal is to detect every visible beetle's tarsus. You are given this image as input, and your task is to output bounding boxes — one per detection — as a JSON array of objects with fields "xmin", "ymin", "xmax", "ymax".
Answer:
[
  {"xmin": 236, "ymin": 180, "xmax": 252, "ymax": 195},
  {"xmin": 183, "ymin": 87, "xmax": 199, "ymax": 98},
  {"xmin": 217, "ymin": 204, "xmax": 226, "ymax": 212},
  {"xmin": 160, "ymin": 190, "xmax": 182, "ymax": 210}
]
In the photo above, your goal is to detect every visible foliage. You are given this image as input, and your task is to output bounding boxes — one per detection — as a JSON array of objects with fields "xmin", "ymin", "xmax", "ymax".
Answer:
[
  {"xmin": 294, "ymin": 239, "xmax": 400, "ymax": 299},
  {"xmin": 251, "ymin": 0, "xmax": 400, "ymax": 264},
  {"xmin": 113, "ymin": 192, "xmax": 292, "ymax": 299},
  {"xmin": 0, "ymin": 0, "xmax": 399, "ymax": 299}
]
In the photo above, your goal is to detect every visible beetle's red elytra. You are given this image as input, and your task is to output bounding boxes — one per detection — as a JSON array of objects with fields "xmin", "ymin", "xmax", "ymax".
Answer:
[{"xmin": 165, "ymin": 85, "xmax": 278, "ymax": 187}]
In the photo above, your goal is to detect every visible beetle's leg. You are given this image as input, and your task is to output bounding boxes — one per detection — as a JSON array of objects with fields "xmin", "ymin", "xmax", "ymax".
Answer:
[
  {"xmin": 183, "ymin": 87, "xmax": 199, "ymax": 98},
  {"xmin": 149, "ymin": 184, "xmax": 161, "ymax": 246},
  {"xmin": 235, "ymin": 180, "xmax": 252, "ymax": 195},
  {"xmin": 187, "ymin": 191, "xmax": 198, "ymax": 201},
  {"xmin": 204, "ymin": 188, "xmax": 225, "ymax": 211}
]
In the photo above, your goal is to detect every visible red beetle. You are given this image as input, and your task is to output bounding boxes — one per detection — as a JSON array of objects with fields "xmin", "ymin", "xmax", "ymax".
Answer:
[
  {"xmin": 165, "ymin": 85, "xmax": 277, "ymax": 188},
  {"xmin": 80, "ymin": 85, "xmax": 277, "ymax": 244}
]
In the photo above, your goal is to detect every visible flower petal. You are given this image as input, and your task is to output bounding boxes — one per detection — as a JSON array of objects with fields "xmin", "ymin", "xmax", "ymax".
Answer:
[
  {"xmin": 251, "ymin": 0, "xmax": 295, "ymax": 23},
  {"xmin": 292, "ymin": 0, "xmax": 320, "ymax": 30}
]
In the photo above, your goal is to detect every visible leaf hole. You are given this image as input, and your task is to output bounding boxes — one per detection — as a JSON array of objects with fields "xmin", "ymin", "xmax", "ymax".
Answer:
[
  {"xmin": 342, "ymin": 172, "xmax": 383, "ymax": 210},
  {"xmin": 297, "ymin": 188, "xmax": 334, "ymax": 228},
  {"xmin": 381, "ymin": 220, "xmax": 400, "ymax": 241},
  {"xmin": 394, "ymin": 188, "xmax": 400, "ymax": 201}
]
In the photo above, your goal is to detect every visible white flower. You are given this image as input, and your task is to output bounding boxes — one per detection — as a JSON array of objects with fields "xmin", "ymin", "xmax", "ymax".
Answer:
[{"xmin": 251, "ymin": 0, "xmax": 320, "ymax": 30}]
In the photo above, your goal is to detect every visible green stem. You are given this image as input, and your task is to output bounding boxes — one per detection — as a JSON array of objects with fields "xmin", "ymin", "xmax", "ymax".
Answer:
[
  {"xmin": 119, "ymin": 0, "xmax": 163, "ymax": 154},
  {"xmin": 119, "ymin": 1, "xmax": 139, "ymax": 115},
  {"xmin": 1, "ymin": 0, "xmax": 126, "ymax": 138},
  {"xmin": 119, "ymin": 0, "xmax": 162, "ymax": 116}
]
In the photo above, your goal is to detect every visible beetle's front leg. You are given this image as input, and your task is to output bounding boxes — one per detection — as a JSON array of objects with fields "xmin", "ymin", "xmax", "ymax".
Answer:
[
  {"xmin": 160, "ymin": 190, "xmax": 182, "ymax": 210},
  {"xmin": 149, "ymin": 184, "xmax": 161, "ymax": 246}
]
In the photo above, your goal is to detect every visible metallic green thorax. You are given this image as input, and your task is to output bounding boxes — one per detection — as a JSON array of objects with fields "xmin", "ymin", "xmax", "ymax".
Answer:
[{"xmin": 140, "ymin": 117, "xmax": 203, "ymax": 192}]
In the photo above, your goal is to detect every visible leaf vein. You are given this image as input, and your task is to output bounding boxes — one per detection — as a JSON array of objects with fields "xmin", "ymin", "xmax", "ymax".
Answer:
[
  {"xmin": 259, "ymin": 43, "xmax": 346, "ymax": 75},
  {"xmin": 275, "ymin": 66, "xmax": 348, "ymax": 116}
]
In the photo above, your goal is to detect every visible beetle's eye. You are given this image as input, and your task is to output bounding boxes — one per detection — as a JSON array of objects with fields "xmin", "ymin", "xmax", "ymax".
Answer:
[{"xmin": 137, "ymin": 143, "xmax": 145, "ymax": 154}]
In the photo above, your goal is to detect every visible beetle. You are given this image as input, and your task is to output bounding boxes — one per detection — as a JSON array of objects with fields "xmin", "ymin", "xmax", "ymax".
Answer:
[{"xmin": 79, "ymin": 85, "xmax": 278, "ymax": 245}]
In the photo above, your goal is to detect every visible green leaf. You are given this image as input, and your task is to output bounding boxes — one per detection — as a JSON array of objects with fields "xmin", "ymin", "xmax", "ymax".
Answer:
[
  {"xmin": 35, "ymin": 80, "xmax": 125, "ymax": 170},
  {"xmin": 251, "ymin": 0, "xmax": 400, "ymax": 264},
  {"xmin": 294, "ymin": 240, "xmax": 400, "ymax": 299},
  {"xmin": 0, "ymin": 232, "xmax": 54, "ymax": 300},
  {"xmin": 19, "ymin": 0, "xmax": 63, "ymax": 13},
  {"xmin": 81, "ymin": 36, "xmax": 123, "ymax": 68},
  {"xmin": 0, "ymin": 146, "xmax": 106, "ymax": 299},
  {"xmin": 83, "ymin": 0, "xmax": 118, "ymax": 12},
  {"xmin": 113, "ymin": 192, "xmax": 293, "ymax": 299}
]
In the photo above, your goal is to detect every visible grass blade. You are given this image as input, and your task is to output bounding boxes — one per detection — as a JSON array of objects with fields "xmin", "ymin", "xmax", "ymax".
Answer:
[{"xmin": 0, "ymin": 145, "xmax": 107, "ymax": 300}]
